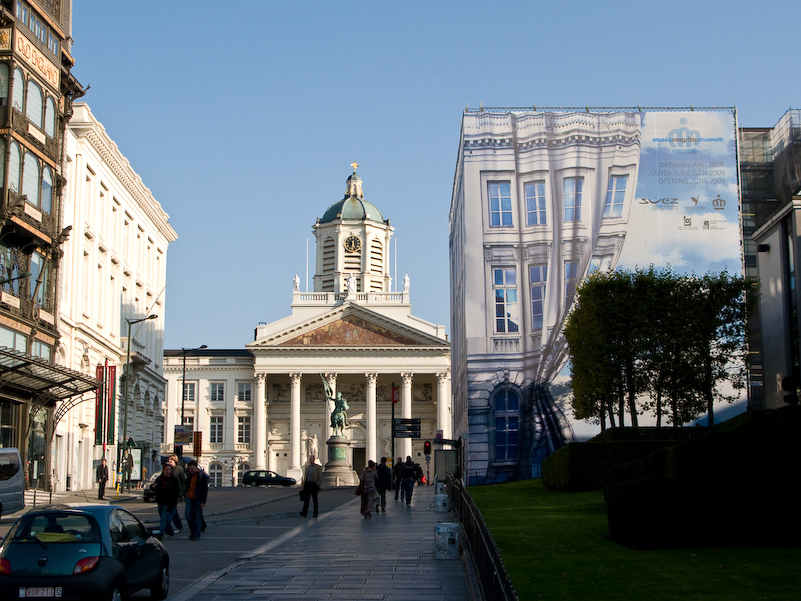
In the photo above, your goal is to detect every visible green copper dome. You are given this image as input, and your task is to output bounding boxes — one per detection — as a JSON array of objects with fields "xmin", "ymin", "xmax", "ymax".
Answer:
[{"xmin": 319, "ymin": 165, "xmax": 385, "ymax": 224}]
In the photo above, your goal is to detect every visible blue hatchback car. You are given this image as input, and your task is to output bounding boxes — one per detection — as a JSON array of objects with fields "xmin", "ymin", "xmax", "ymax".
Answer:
[{"xmin": 0, "ymin": 504, "xmax": 169, "ymax": 601}]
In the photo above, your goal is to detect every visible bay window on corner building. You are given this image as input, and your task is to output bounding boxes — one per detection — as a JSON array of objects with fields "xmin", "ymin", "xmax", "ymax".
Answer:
[{"xmin": 0, "ymin": 1, "xmax": 98, "ymax": 490}]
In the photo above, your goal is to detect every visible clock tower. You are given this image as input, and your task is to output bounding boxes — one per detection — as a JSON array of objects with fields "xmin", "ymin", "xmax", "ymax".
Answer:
[{"xmin": 312, "ymin": 164, "xmax": 394, "ymax": 295}]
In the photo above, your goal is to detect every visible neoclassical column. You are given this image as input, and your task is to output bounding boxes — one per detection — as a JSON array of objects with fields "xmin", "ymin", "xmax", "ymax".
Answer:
[
  {"xmin": 324, "ymin": 373, "xmax": 337, "ymax": 442},
  {"xmin": 365, "ymin": 373, "xmax": 378, "ymax": 462},
  {"xmin": 400, "ymin": 372, "xmax": 413, "ymax": 459},
  {"xmin": 254, "ymin": 374, "xmax": 267, "ymax": 469},
  {"xmin": 437, "ymin": 371, "xmax": 451, "ymax": 439},
  {"xmin": 289, "ymin": 373, "xmax": 302, "ymax": 479}
]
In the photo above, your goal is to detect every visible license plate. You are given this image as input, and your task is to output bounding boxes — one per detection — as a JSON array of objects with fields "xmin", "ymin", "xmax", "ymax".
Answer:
[{"xmin": 20, "ymin": 587, "xmax": 62, "ymax": 598}]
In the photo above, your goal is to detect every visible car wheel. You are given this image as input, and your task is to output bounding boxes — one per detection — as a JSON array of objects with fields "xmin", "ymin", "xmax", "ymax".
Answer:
[
  {"xmin": 108, "ymin": 585, "xmax": 123, "ymax": 601},
  {"xmin": 250, "ymin": 482, "xmax": 257, "ymax": 487},
  {"xmin": 150, "ymin": 564, "xmax": 169, "ymax": 600}
]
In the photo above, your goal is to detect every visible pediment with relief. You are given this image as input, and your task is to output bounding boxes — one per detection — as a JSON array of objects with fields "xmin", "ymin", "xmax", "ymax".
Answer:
[{"xmin": 278, "ymin": 314, "xmax": 421, "ymax": 346}]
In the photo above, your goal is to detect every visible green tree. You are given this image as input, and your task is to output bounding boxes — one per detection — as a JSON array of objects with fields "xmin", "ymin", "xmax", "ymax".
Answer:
[
  {"xmin": 565, "ymin": 267, "xmax": 749, "ymax": 428},
  {"xmin": 683, "ymin": 271, "xmax": 750, "ymax": 426},
  {"xmin": 564, "ymin": 270, "xmax": 646, "ymax": 429}
]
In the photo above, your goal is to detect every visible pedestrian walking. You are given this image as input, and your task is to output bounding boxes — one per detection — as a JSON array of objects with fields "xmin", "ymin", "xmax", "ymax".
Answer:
[
  {"xmin": 185, "ymin": 460, "xmax": 208, "ymax": 540},
  {"xmin": 401, "ymin": 456, "xmax": 417, "ymax": 506},
  {"xmin": 393, "ymin": 456, "xmax": 404, "ymax": 501},
  {"xmin": 299, "ymin": 455, "xmax": 323, "ymax": 517},
  {"xmin": 360, "ymin": 460, "xmax": 378, "ymax": 519},
  {"xmin": 150, "ymin": 462, "xmax": 179, "ymax": 536},
  {"xmin": 168, "ymin": 455, "xmax": 186, "ymax": 533},
  {"xmin": 376, "ymin": 457, "xmax": 392, "ymax": 512},
  {"xmin": 96, "ymin": 459, "xmax": 108, "ymax": 500}
]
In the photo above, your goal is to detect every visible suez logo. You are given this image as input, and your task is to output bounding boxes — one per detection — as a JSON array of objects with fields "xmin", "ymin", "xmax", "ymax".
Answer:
[{"xmin": 638, "ymin": 194, "xmax": 726, "ymax": 210}]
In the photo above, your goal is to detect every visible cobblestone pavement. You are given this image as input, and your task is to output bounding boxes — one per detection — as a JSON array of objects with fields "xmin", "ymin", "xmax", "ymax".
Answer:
[{"xmin": 170, "ymin": 484, "xmax": 477, "ymax": 601}]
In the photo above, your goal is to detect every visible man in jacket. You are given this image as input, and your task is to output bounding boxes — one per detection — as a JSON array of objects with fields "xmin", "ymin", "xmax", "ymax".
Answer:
[
  {"xmin": 96, "ymin": 458, "xmax": 108, "ymax": 500},
  {"xmin": 401, "ymin": 456, "xmax": 417, "ymax": 506},
  {"xmin": 393, "ymin": 456, "xmax": 404, "ymax": 501},
  {"xmin": 150, "ymin": 462, "xmax": 180, "ymax": 536},
  {"xmin": 299, "ymin": 455, "xmax": 323, "ymax": 517},
  {"xmin": 168, "ymin": 455, "xmax": 186, "ymax": 533},
  {"xmin": 376, "ymin": 457, "xmax": 392, "ymax": 512},
  {"xmin": 185, "ymin": 460, "xmax": 209, "ymax": 540}
]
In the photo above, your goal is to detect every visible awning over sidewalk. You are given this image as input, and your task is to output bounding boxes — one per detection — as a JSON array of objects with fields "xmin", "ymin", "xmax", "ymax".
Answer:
[{"xmin": 0, "ymin": 346, "xmax": 100, "ymax": 404}]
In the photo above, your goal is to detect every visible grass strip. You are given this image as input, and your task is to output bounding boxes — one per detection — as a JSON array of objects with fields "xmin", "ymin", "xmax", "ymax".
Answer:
[{"xmin": 469, "ymin": 479, "xmax": 800, "ymax": 601}]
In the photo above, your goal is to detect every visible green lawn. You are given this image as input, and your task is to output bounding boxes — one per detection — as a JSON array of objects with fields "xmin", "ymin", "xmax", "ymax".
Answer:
[{"xmin": 468, "ymin": 480, "xmax": 800, "ymax": 601}]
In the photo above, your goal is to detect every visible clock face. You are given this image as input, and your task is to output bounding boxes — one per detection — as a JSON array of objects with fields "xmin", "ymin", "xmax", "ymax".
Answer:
[{"xmin": 344, "ymin": 235, "xmax": 361, "ymax": 253}]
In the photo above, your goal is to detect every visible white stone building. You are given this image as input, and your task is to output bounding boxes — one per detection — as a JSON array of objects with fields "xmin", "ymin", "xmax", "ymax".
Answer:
[
  {"xmin": 450, "ymin": 108, "xmax": 642, "ymax": 483},
  {"xmin": 163, "ymin": 167, "xmax": 451, "ymax": 486},
  {"xmin": 55, "ymin": 103, "xmax": 177, "ymax": 492}
]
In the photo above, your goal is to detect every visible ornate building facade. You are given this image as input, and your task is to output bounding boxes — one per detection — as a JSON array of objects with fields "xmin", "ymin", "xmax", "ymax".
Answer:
[
  {"xmin": 55, "ymin": 103, "xmax": 177, "ymax": 492},
  {"xmin": 0, "ymin": 1, "xmax": 100, "ymax": 491},
  {"xmin": 164, "ymin": 167, "xmax": 450, "ymax": 485}
]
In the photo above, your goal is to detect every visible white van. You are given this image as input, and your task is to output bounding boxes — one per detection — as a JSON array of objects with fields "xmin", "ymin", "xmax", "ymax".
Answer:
[{"xmin": 0, "ymin": 448, "xmax": 24, "ymax": 517}]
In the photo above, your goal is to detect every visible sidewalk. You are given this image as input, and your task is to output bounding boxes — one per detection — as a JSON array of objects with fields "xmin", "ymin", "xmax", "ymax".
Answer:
[{"xmin": 172, "ymin": 484, "xmax": 478, "ymax": 601}]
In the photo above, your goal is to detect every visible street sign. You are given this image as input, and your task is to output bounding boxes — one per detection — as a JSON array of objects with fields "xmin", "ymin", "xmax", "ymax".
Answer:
[
  {"xmin": 174, "ymin": 425, "xmax": 193, "ymax": 444},
  {"xmin": 393, "ymin": 418, "xmax": 421, "ymax": 438}
]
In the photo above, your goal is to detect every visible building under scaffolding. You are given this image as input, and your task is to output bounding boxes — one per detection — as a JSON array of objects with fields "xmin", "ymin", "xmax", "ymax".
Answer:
[{"xmin": 450, "ymin": 105, "xmax": 741, "ymax": 484}]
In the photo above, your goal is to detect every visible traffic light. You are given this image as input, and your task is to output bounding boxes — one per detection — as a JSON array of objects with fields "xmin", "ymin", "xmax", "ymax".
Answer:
[
  {"xmin": 424, "ymin": 440, "xmax": 431, "ymax": 455},
  {"xmin": 175, "ymin": 445, "xmax": 183, "ymax": 457}
]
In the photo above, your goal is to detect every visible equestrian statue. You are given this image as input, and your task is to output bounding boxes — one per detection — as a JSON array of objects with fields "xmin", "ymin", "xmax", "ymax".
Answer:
[{"xmin": 322, "ymin": 375, "xmax": 350, "ymax": 438}]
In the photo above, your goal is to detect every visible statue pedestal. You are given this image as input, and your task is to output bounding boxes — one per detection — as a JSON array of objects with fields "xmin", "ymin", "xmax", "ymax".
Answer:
[{"xmin": 321, "ymin": 436, "xmax": 359, "ymax": 487}]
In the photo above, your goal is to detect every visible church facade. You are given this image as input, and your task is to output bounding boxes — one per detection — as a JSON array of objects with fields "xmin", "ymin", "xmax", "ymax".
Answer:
[{"xmin": 163, "ymin": 167, "xmax": 451, "ymax": 485}]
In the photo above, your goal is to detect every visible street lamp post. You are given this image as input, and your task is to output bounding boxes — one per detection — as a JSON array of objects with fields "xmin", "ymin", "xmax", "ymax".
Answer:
[
  {"xmin": 181, "ymin": 345, "xmax": 207, "ymax": 424},
  {"xmin": 120, "ymin": 314, "xmax": 157, "ymax": 492}
]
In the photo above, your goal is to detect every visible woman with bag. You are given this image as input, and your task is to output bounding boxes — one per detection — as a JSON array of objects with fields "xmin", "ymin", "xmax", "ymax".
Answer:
[{"xmin": 359, "ymin": 460, "xmax": 378, "ymax": 519}]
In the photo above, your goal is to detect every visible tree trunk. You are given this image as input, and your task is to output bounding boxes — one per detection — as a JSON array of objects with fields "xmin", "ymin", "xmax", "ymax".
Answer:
[
  {"xmin": 655, "ymin": 387, "xmax": 662, "ymax": 428},
  {"xmin": 705, "ymin": 357, "xmax": 715, "ymax": 427},
  {"xmin": 599, "ymin": 396, "xmax": 607, "ymax": 431}
]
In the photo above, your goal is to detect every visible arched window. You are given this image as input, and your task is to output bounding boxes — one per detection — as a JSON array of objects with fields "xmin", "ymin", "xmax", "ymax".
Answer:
[
  {"xmin": 0, "ymin": 139, "xmax": 5, "ymax": 193},
  {"xmin": 44, "ymin": 97, "xmax": 56, "ymax": 137},
  {"xmin": 41, "ymin": 166, "xmax": 52, "ymax": 213},
  {"xmin": 12, "ymin": 69, "xmax": 24, "ymax": 112},
  {"xmin": 8, "ymin": 142, "xmax": 20, "ymax": 193},
  {"xmin": 25, "ymin": 80, "xmax": 42, "ymax": 128},
  {"xmin": 22, "ymin": 153, "xmax": 39, "ymax": 207},
  {"xmin": 0, "ymin": 64, "xmax": 9, "ymax": 109},
  {"xmin": 494, "ymin": 389, "xmax": 520, "ymax": 462},
  {"xmin": 208, "ymin": 462, "xmax": 223, "ymax": 487},
  {"xmin": 29, "ymin": 251, "xmax": 47, "ymax": 306}
]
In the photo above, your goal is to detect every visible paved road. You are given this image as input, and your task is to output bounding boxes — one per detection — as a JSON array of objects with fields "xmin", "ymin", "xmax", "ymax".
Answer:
[
  {"xmin": 2, "ymin": 486, "xmax": 359, "ymax": 598},
  {"xmin": 1, "ymin": 484, "xmax": 476, "ymax": 601}
]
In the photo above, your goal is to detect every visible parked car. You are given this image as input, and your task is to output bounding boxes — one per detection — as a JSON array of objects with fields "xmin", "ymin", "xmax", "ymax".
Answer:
[
  {"xmin": 241, "ymin": 470, "xmax": 296, "ymax": 487},
  {"xmin": 0, "ymin": 449, "xmax": 24, "ymax": 518},
  {"xmin": 0, "ymin": 504, "xmax": 169, "ymax": 601},
  {"xmin": 142, "ymin": 472, "xmax": 162, "ymax": 502}
]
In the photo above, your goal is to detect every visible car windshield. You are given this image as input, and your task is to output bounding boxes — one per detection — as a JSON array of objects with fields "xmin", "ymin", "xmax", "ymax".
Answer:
[{"xmin": 9, "ymin": 512, "xmax": 100, "ymax": 544}]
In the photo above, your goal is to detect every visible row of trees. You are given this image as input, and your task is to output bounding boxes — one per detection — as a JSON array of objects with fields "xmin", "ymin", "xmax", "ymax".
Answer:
[{"xmin": 563, "ymin": 267, "xmax": 752, "ymax": 429}]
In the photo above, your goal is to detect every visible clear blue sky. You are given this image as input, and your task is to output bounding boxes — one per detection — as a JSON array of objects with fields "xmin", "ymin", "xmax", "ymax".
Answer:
[{"xmin": 71, "ymin": 1, "xmax": 800, "ymax": 350}]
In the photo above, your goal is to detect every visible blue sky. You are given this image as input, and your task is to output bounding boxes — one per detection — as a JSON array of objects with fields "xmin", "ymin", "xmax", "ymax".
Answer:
[{"xmin": 71, "ymin": 1, "xmax": 800, "ymax": 349}]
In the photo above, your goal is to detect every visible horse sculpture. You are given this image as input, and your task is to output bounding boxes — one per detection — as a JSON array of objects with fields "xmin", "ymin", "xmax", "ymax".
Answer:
[
  {"xmin": 330, "ymin": 394, "xmax": 350, "ymax": 437},
  {"xmin": 322, "ymin": 375, "xmax": 350, "ymax": 438}
]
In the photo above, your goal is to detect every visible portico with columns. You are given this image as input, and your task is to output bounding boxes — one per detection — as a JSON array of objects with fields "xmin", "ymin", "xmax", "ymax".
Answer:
[{"xmin": 163, "ymin": 166, "xmax": 450, "ymax": 485}]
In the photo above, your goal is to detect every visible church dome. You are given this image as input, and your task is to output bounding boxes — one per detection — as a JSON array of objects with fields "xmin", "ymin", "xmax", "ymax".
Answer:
[{"xmin": 319, "ymin": 164, "xmax": 385, "ymax": 224}]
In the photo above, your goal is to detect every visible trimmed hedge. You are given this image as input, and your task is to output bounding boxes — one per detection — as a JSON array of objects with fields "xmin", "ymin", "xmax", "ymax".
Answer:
[
  {"xmin": 542, "ymin": 440, "xmax": 676, "ymax": 492},
  {"xmin": 606, "ymin": 406, "xmax": 801, "ymax": 547}
]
